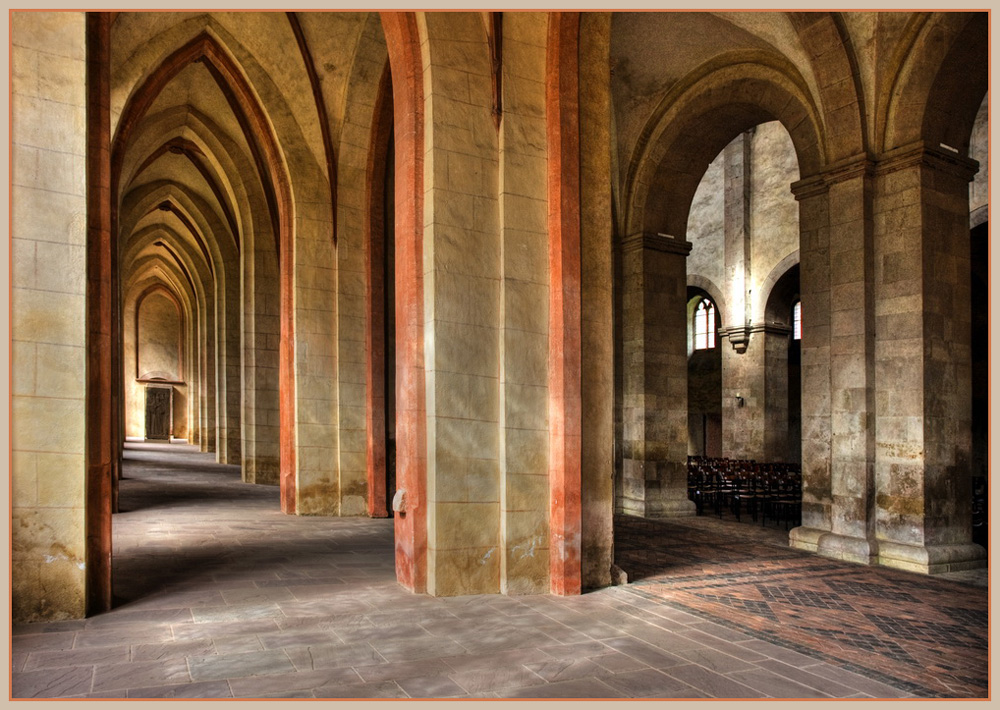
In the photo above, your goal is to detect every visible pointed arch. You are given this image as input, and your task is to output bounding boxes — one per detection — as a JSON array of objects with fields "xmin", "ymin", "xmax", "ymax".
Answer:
[{"xmin": 110, "ymin": 29, "xmax": 297, "ymax": 511}]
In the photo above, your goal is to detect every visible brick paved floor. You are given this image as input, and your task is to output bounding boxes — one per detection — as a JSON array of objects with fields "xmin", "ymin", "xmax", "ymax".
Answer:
[
  {"xmin": 9, "ymin": 443, "xmax": 986, "ymax": 699},
  {"xmin": 615, "ymin": 514, "xmax": 989, "ymax": 698}
]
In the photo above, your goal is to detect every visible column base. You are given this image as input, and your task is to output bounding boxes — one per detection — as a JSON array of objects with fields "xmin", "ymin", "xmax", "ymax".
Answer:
[
  {"xmin": 878, "ymin": 540, "xmax": 987, "ymax": 575},
  {"xmin": 647, "ymin": 497, "xmax": 697, "ymax": 518},
  {"xmin": 788, "ymin": 526, "xmax": 825, "ymax": 553},
  {"xmin": 816, "ymin": 532, "xmax": 878, "ymax": 566}
]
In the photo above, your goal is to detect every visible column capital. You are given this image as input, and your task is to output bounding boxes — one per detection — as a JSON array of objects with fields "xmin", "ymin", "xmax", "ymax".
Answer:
[
  {"xmin": 791, "ymin": 154, "xmax": 875, "ymax": 201},
  {"xmin": 622, "ymin": 232, "xmax": 693, "ymax": 256},
  {"xmin": 792, "ymin": 143, "xmax": 979, "ymax": 201},
  {"xmin": 875, "ymin": 141, "xmax": 980, "ymax": 182}
]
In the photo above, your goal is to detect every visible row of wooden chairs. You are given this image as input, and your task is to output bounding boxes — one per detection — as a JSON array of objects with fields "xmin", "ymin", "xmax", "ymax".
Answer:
[
  {"xmin": 687, "ymin": 457, "xmax": 802, "ymax": 529},
  {"xmin": 972, "ymin": 476, "xmax": 987, "ymax": 549}
]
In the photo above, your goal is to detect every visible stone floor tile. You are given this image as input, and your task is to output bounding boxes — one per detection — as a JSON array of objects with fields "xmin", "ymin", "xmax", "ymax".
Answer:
[
  {"xmin": 354, "ymin": 658, "xmax": 453, "ymax": 683},
  {"xmin": 68, "ymin": 690, "xmax": 130, "ymax": 698},
  {"xmin": 538, "ymin": 640, "xmax": 616, "ymax": 660},
  {"xmin": 595, "ymin": 652, "xmax": 656, "ymax": 674},
  {"xmin": 187, "ymin": 650, "xmax": 296, "ymax": 682},
  {"xmin": 505, "ymin": 677, "xmax": 627, "ymax": 698},
  {"xmin": 681, "ymin": 620, "xmax": 758, "ymax": 643},
  {"xmin": 111, "ymin": 590, "xmax": 226, "ymax": 611},
  {"xmin": 368, "ymin": 636, "xmax": 469, "ymax": 662},
  {"xmin": 451, "ymin": 626, "xmax": 561, "ymax": 654},
  {"xmin": 395, "ymin": 674, "xmax": 469, "ymax": 698},
  {"xmin": 524, "ymin": 657, "xmax": 613, "ymax": 683},
  {"xmin": 283, "ymin": 641, "xmax": 385, "ymax": 671},
  {"xmin": 189, "ymin": 603, "xmax": 284, "ymax": 624},
  {"xmin": 219, "ymin": 587, "xmax": 297, "ymax": 604},
  {"xmin": 751, "ymin": 659, "xmax": 858, "ymax": 697},
  {"xmin": 801, "ymin": 662, "xmax": 919, "ymax": 699},
  {"xmin": 731, "ymin": 667, "xmax": 840, "ymax": 698},
  {"xmin": 254, "ymin": 689, "xmax": 316, "ymax": 698},
  {"xmin": 601, "ymin": 636, "xmax": 688, "ymax": 668},
  {"xmin": 448, "ymin": 665, "xmax": 547, "ymax": 694},
  {"xmin": 24, "ymin": 645, "xmax": 131, "ymax": 670},
  {"xmin": 92, "ymin": 659, "xmax": 191, "ymax": 693},
  {"xmin": 170, "ymin": 618, "xmax": 281, "ymax": 641},
  {"xmin": 597, "ymin": 667, "xmax": 700, "ymax": 698},
  {"xmin": 130, "ymin": 638, "xmax": 216, "ymax": 662},
  {"xmin": 257, "ymin": 628, "xmax": 342, "ymax": 650},
  {"xmin": 441, "ymin": 647, "xmax": 552, "ymax": 673},
  {"xmin": 312, "ymin": 681, "xmax": 409, "ymax": 699},
  {"xmin": 212, "ymin": 635, "xmax": 265, "ymax": 656},
  {"xmin": 10, "ymin": 631, "xmax": 78, "ymax": 653},
  {"xmin": 12, "ymin": 666, "xmax": 96, "ymax": 698},
  {"xmin": 73, "ymin": 627, "xmax": 173, "ymax": 649},
  {"xmin": 128, "ymin": 680, "xmax": 234, "ymax": 698},
  {"xmin": 673, "ymin": 647, "xmax": 761, "ymax": 673},
  {"xmin": 659, "ymin": 663, "xmax": 767, "ymax": 698},
  {"xmin": 84, "ymin": 607, "xmax": 195, "ymax": 627},
  {"xmin": 228, "ymin": 666, "xmax": 361, "ymax": 697}
]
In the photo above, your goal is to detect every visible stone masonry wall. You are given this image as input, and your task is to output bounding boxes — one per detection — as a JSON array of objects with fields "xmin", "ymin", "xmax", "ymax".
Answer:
[{"xmin": 11, "ymin": 11, "xmax": 88, "ymax": 622}]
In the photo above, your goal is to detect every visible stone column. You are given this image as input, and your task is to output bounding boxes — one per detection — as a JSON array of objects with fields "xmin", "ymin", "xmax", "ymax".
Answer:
[
  {"xmin": 622, "ymin": 232, "xmax": 696, "ymax": 518},
  {"xmin": 12, "ymin": 11, "xmax": 89, "ymax": 621},
  {"xmin": 719, "ymin": 131, "xmax": 767, "ymax": 462},
  {"xmin": 789, "ymin": 179, "xmax": 833, "ymax": 549},
  {"xmin": 872, "ymin": 145, "xmax": 985, "ymax": 574},
  {"xmin": 762, "ymin": 323, "xmax": 793, "ymax": 462},
  {"xmin": 720, "ymin": 334, "xmax": 765, "ymax": 461},
  {"xmin": 789, "ymin": 160, "xmax": 879, "ymax": 564},
  {"xmin": 818, "ymin": 161, "xmax": 878, "ymax": 565}
]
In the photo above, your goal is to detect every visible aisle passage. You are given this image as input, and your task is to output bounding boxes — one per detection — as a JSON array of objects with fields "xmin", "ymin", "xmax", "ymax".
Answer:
[{"xmin": 11, "ymin": 444, "xmax": 982, "ymax": 699}]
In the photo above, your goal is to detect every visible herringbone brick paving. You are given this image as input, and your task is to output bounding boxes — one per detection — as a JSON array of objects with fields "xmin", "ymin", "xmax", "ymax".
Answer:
[{"xmin": 614, "ymin": 514, "xmax": 989, "ymax": 698}]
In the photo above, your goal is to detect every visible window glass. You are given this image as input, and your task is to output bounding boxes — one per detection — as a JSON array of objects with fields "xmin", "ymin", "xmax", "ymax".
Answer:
[{"xmin": 694, "ymin": 299, "xmax": 715, "ymax": 350}]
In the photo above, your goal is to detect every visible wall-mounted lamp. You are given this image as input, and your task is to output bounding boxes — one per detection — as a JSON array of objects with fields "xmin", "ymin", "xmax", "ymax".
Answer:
[{"xmin": 735, "ymin": 394, "xmax": 745, "ymax": 408}]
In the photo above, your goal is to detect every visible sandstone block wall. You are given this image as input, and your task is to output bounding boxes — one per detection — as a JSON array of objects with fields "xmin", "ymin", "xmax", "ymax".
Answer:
[{"xmin": 11, "ymin": 11, "xmax": 88, "ymax": 621}]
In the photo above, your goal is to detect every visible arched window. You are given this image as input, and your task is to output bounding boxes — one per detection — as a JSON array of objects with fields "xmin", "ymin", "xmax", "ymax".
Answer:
[
  {"xmin": 792, "ymin": 300, "xmax": 801, "ymax": 341},
  {"xmin": 694, "ymin": 298, "xmax": 715, "ymax": 350}
]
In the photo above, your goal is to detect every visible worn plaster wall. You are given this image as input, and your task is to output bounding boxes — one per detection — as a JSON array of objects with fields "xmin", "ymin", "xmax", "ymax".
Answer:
[{"xmin": 11, "ymin": 11, "xmax": 88, "ymax": 622}]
